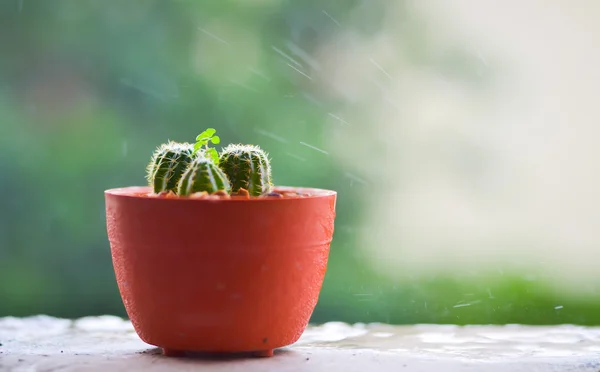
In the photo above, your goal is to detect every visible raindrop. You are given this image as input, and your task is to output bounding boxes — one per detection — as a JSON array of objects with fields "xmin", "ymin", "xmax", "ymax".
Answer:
[
  {"xmin": 199, "ymin": 28, "xmax": 230, "ymax": 46},
  {"xmin": 322, "ymin": 10, "xmax": 341, "ymax": 27},
  {"xmin": 300, "ymin": 142, "xmax": 329, "ymax": 155},
  {"xmin": 227, "ymin": 79, "xmax": 259, "ymax": 93},
  {"xmin": 287, "ymin": 63, "xmax": 313, "ymax": 80},
  {"xmin": 453, "ymin": 303, "xmax": 471, "ymax": 308},
  {"xmin": 254, "ymin": 128, "xmax": 288, "ymax": 144},
  {"xmin": 328, "ymin": 113, "xmax": 351, "ymax": 126},
  {"xmin": 344, "ymin": 172, "xmax": 367, "ymax": 185},
  {"xmin": 285, "ymin": 41, "xmax": 322, "ymax": 72},
  {"xmin": 286, "ymin": 153, "xmax": 307, "ymax": 162},
  {"xmin": 271, "ymin": 45, "xmax": 303, "ymax": 67},
  {"xmin": 247, "ymin": 67, "xmax": 271, "ymax": 81},
  {"xmin": 302, "ymin": 92, "xmax": 323, "ymax": 107},
  {"xmin": 368, "ymin": 57, "xmax": 392, "ymax": 79}
]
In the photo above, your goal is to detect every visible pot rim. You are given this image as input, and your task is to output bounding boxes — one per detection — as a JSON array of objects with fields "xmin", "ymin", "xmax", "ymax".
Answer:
[{"xmin": 105, "ymin": 185, "xmax": 336, "ymax": 202}]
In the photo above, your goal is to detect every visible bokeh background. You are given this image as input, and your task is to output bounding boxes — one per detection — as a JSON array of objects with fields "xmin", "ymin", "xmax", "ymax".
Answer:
[{"xmin": 2, "ymin": 0, "xmax": 600, "ymax": 324}]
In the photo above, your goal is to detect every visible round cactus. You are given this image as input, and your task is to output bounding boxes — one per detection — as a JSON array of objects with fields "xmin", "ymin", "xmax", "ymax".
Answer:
[
  {"xmin": 178, "ymin": 157, "xmax": 231, "ymax": 196},
  {"xmin": 146, "ymin": 141, "xmax": 195, "ymax": 194},
  {"xmin": 218, "ymin": 144, "xmax": 273, "ymax": 196}
]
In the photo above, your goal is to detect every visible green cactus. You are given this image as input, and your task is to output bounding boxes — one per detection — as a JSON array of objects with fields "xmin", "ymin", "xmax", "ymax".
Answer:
[
  {"xmin": 146, "ymin": 141, "xmax": 195, "ymax": 194},
  {"xmin": 218, "ymin": 144, "xmax": 273, "ymax": 196},
  {"xmin": 178, "ymin": 157, "xmax": 231, "ymax": 196}
]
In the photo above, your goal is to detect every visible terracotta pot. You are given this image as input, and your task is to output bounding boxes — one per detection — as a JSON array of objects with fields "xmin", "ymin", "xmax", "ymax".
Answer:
[{"xmin": 105, "ymin": 186, "xmax": 336, "ymax": 357}]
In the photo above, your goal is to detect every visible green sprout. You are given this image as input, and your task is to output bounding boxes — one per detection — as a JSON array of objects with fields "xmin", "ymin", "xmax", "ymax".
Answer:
[{"xmin": 193, "ymin": 128, "xmax": 221, "ymax": 164}]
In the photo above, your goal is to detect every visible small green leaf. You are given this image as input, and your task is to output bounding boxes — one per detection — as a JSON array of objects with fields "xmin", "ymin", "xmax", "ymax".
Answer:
[
  {"xmin": 196, "ymin": 131, "xmax": 209, "ymax": 141},
  {"xmin": 205, "ymin": 128, "xmax": 216, "ymax": 137},
  {"xmin": 207, "ymin": 148, "xmax": 219, "ymax": 164},
  {"xmin": 194, "ymin": 142, "xmax": 203, "ymax": 151},
  {"xmin": 211, "ymin": 136, "xmax": 220, "ymax": 144}
]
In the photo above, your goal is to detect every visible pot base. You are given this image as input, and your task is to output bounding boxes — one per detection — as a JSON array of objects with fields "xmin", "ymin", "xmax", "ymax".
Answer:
[
  {"xmin": 254, "ymin": 349, "xmax": 274, "ymax": 357},
  {"xmin": 161, "ymin": 348, "xmax": 275, "ymax": 358},
  {"xmin": 162, "ymin": 348, "xmax": 185, "ymax": 357}
]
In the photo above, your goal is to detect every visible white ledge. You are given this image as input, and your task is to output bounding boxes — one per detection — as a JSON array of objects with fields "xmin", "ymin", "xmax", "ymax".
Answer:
[{"xmin": 1, "ymin": 316, "xmax": 599, "ymax": 371}]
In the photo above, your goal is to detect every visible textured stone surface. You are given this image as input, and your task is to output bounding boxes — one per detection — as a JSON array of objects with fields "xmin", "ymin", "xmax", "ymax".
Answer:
[{"xmin": 1, "ymin": 316, "xmax": 600, "ymax": 371}]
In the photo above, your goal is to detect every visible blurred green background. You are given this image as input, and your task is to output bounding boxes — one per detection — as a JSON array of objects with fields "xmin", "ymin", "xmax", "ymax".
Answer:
[{"xmin": 1, "ymin": 0, "xmax": 599, "ymax": 324}]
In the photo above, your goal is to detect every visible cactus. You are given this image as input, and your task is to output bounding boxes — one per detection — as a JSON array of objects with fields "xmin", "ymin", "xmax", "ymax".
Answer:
[
  {"xmin": 178, "ymin": 157, "xmax": 231, "ymax": 196},
  {"xmin": 218, "ymin": 144, "xmax": 273, "ymax": 196},
  {"xmin": 146, "ymin": 141, "xmax": 195, "ymax": 194}
]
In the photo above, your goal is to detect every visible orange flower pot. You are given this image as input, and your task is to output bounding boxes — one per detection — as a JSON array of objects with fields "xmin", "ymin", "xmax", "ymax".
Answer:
[{"xmin": 105, "ymin": 186, "xmax": 336, "ymax": 357}]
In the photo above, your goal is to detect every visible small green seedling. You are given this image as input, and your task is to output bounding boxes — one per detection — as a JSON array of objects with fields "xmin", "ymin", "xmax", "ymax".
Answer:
[{"xmin": 194, "ymin": 128, "xmax": 221, "ymax": 164}]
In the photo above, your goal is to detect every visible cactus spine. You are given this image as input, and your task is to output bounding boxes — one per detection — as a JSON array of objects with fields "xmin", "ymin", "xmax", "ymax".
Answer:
[
  {"xmin": 218, "ymin": 144, "xmax": 273, "ymax": 196},
  {"xmin": 146, "ymin": 141, "xmax": 195, "ymax": 194},
  {"xmin": 178, "ymin": 157, "xmax": 231, "ymax": 196}
]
